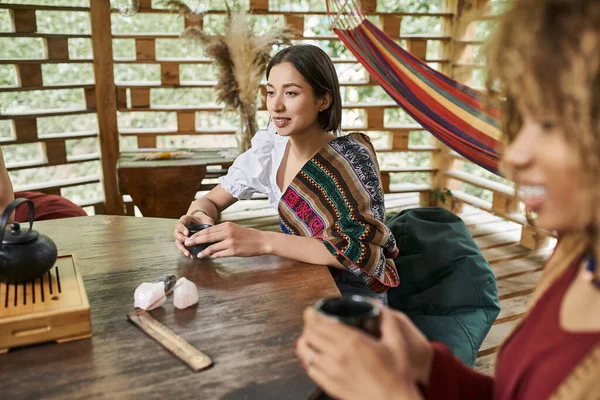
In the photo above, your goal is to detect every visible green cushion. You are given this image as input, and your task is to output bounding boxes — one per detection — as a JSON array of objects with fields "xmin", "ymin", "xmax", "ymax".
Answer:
[{"xmin": 386, "ymin": 207, "xmax": 500, "ymax": 366}]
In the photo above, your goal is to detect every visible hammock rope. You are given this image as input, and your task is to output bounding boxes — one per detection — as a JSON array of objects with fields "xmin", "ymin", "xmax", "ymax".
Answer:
[{"xmin": 326, "ymin": 0, "xmax": 504, "ymax": 175}]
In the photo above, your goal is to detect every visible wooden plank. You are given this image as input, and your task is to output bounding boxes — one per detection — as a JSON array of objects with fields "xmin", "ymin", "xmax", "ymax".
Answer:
[
  {"xmin": 119, "ymin": 128, "xmax": 237, "ymax": 136},
  {"xmin": 519, "ymin": 225, "xmax": 551, "ymax": 250},
  {"xmin": 492, "ymin": 192, "xmax": 518, "ymax": 214},
  {"xmin": 184, "ymin": 17, "xmax": 203, "ymax": 30},
  {"xmin": 284, "ymin": 15, "xmax": 304, "ymax": 37},
  {"xmin": 136, "ymin": 38, "xmax": 155, "ymax": 61},
  {"xmin": 131, "ymin": 88, "xmax": 150, "ymax": 108},
  {"xmin": 469, "ymin": 220, "xmax": 522, "ymax": 238},
  {"xmin": 474, "ymin": 229, "xmax": 521, "ymax": 250},
  {"xmin": 44, "ymin": 38, "xmax": 69, "ymax": 60},
  {"xmin": 478, "ymin": 320, "xmax": 517, "ymax": 354},
  {"xmin": 361, "ymin": 0, "xmax": 377, "ymax": 12},
  {"xmin": 495, "ymin": 293, "xmax": 530, "ymax": 321},
  {"xmin": 12, "ymin": 119, "xmax": 38, "ymax": 142},
  {"xmin": 0, "ymin": 83, "xmax": 95, "ymax": 93},
  {"xmin": 367, "ymin": 107, "xmax": 384, "ymax": 129},
  {"xmin": 408, "ymin": 39, "xmax": 428, "ymax": 60},
  {"xmin": 161, "ymin": 63, "xmax": 179, "ymax": 85},
  {"xmin": 139, "ymin": 0, "xmax": 152, "ymax": 10},
  {"xmin": 496, "ymin": 271, "xmax": 542, "ymax": 298},
  {"xmin": 390, "ymin": 129, "xmax": 409, "ymax": 150},
  {"xmin": 84, "ymin": 88, "xmax": 96, "ymax": 110},
  {"xmin": 16, "ymin": 64, "xmax": 42, "ymax": 87},
  {"xmin": 473, "ymin": 353, "xmax": 496, "ymax": 376},
  {"xmin": 250, "ymin": 0, "xmax": 269, "ymax": 11},
  {"xmin": 1, "ymin": 4, "xmax": 89, "ymax": 12},
  {"xmin": 491, "ymin": 250, "xmax": 551, "ymax": 280},
  {"xmin": 484, "ymin": 242, "xmax": 543, "ymax": 264},
  {"xmin": 382, "ymin": 15, "xmax": 402, "ymax": 37},
  {"xmin": 380, "ymin": 172, "xmax": 391, "ymax": 194},
  {"xmin": 177, "ymin": 112, "xmax": 195, "ymax": 132},
  {"xmin": 137, "ymin": 135, "xmax": 157, "ymax": 149},
  {"xmin": 90, "ymin": 0, "xmax": 124, "ymax": 215},
  {"xmin": 116, "ymin": 87, "xmax": 127, "ymax": 109},
  {"xmin": 10, "ymin": 9, "xmax": 36, "ymax": 33},
  {"xmin": 44, "ymin": 138, "xmax": 68, "ymax": 165}
]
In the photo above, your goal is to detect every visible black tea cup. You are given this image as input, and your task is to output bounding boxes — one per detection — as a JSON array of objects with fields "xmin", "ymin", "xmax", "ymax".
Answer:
[
  {"xmin": 308, "ymin": 295, "xmax": 381, "ymax": 400},
  {"xmin": 314, "ymin": 295, "xmax": 381, "ymax": 338},
  {"xmin": 185, "ymin": 223, "xmax": 215, "ymax": 258}
]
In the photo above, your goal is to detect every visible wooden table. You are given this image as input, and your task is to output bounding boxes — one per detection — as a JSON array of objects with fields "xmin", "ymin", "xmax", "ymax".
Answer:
[
  {"xmin": 0, "ymin": 216, "xmax": 339, "ymax": 399},
  {"xmin": 118, "ymin": 148, "xmax": 239, "ymax": 218}
]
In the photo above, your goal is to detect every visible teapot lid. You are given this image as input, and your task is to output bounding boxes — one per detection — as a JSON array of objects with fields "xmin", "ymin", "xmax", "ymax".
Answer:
[{"xmin": 2, "ymin": 222, "xmax": 38, "ymax": 245}]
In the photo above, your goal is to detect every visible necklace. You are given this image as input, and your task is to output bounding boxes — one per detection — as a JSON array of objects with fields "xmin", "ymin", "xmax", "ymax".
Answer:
[{"xmin": 582, "ymin": 256, "xmax": 600, "ymax": 289}]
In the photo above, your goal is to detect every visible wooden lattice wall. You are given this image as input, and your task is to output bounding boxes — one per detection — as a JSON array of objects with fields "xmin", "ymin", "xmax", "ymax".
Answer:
[{"xmin": 0, "ymin": 0, "xmax": 550, "ymax": 247}]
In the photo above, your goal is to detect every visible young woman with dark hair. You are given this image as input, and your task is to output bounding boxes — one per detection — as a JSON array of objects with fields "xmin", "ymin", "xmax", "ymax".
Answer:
[{"xmin": 173, "ymin": 44, "xmax": 399, "ymax": 299}]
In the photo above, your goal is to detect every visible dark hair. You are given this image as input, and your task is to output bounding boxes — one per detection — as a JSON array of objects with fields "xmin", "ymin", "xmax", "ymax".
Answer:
[{"xmin": 266, "ymin": 44, "xmax": 342, "ymax": 132}]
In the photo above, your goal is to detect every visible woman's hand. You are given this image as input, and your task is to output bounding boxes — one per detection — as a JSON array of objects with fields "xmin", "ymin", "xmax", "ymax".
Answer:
[
  {"xmin": 174, "ymin": 214, "xmax": 215, "ymax": 258},
  {"xmin": 296, "ymin": 306, "xmax": 433, "ymax": 400},
  {"xmin": 184, "ymin": 221, "xmax": 269, "ymax": 259}
]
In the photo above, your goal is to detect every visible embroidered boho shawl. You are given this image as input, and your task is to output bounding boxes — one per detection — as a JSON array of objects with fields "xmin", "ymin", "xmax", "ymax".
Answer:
[{"xmin": 278, "ymin": 133, "xmax": 400, "ymax": 293}]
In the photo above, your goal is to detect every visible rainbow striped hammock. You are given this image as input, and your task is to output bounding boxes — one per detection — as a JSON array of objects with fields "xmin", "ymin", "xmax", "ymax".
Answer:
[{"xmin": 327, "ymin": 0, "xmax": 504, "ymax": 175}]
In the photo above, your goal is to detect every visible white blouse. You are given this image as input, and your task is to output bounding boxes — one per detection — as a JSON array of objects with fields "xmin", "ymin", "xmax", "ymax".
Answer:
[{"xmin": 218, "ymin": 123, "xmax": 289, "ymax": 210}]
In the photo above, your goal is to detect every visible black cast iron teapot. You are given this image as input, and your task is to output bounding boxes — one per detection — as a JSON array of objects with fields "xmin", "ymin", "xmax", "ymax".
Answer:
[{"xmin": 0, "ymin": 198, "xmax": 58, "ymax": 282}]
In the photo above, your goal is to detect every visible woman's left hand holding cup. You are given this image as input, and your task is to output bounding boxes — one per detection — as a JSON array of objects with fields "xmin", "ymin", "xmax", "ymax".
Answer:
[
  {"xmin": 184, "ymin": 221, "xmax": 269, "ymax": 259},
  {"xmin": 296, "ymin": 306, "xmax": 433, "ymax": 400},
  {"xmin": 174, "ymin": 214, "xmax": 214, "ymax": 258}
]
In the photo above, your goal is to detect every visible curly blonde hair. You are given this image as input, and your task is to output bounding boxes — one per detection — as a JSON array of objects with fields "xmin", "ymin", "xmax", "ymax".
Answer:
[{"xmin": 486, "ymin": 0, "xmax": 600, "ymax": 234}]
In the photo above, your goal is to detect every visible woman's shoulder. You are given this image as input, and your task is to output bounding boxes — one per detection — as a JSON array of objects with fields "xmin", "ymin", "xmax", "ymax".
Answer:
[{"xmin": 329, "ymin": 131, "xmax": 377, "ymax": 156}]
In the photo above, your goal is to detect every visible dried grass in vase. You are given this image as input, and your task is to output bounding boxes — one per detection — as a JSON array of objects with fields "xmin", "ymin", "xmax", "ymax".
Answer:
[{"xmin": 165, "ymin": 1, "xmax": 297, "ymax": 151}]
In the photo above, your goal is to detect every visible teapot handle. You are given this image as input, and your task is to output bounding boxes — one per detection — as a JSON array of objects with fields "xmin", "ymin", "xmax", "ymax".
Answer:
[{"xmin": 0, "ymin": 198, "xmax": 34, "ymax": 247}]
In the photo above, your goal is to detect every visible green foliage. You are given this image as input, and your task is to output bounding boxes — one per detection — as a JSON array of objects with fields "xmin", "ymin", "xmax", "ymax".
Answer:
[{"xmin": 431, "ymin": 188, "xmax": 453, "ymax": 204}]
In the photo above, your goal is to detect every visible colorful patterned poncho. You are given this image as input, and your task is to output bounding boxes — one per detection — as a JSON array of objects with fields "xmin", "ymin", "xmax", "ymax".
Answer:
[{"xmin": 278, "ymin": 132, "xmax": 400, "ymax": 293}]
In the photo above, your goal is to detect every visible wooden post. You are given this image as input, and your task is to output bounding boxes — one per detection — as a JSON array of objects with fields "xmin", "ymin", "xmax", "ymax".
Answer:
[
  {"xmin": 519, "ymin": 226, "xmax": 550, "ymax": 250},
  {"xmin": 44, "ymin": 139, "xmax": 68, "ymax": 165},
  {"xmin": 12, "ymin": 119, "xmax": 38, "ymax": 143},
  {"xmin": 382, "ymin": 16, "xmax": 402, "ymax": 38},
  {"xmin": 10, "ymin": 9, "xmax": 37, "ymax": 33},
  {"xmin": 84, "ymin": 88, "xmax": 97, "ymax": 110},
  {"xmin": 250, "ymin": 0, "xmax": 269, "ymax": 11},
  {"xmin": 16, "ymin": 64, "xmax": 42, "ymax": 87},
  {"xmin": 361, "ymin": 0, "xmax": 377, "ymax": 12},
  {"xmin": 178, "ymin": 112, "xmax": 195, "ymax": 132},
  {"xmin": 366, "ymin": 107, "xmax": 384, "ymax": 129},
  {"xmin": 116, "ymin": 87, "xmax": 127, "ymax": 110},
  {"xmin": 90, "ymin": 0, "xmax": 124, "ymax": 215},
  {"xmin": 44, "ymin": 38, "xmax": 69, "ymax": 61},
  {"xmin": 407, "ymin": 39, "xmax": 428, "ymax": 60},
  {"xmin": 137, "ymin": 135, "xmax": 157, "ymax": 149},
  {"xmin": 429, "ymin": 0, "xmax": 460, "ymax": 192},
  {"xmin": 136, "ymin": 39, "xmax": 156, "ymax": 61},
  {"xmin": 161, "ymin": 63, "xmax": 180, "ymax": 86},
  {"xmin": 389, "ymin": 129, "xmax": 409, "ymax": 150},
  {"xmin": 131, "ymin": 88, "xmax": 150, "ymax": 108},
  {"xmin": 284, "ymin": 15, "xmax": 304, "ymax": 38},
  {"xmin": 492, "ymin": 192, "xmax": 519, "ymax": 215},
  {"xmin": 380, "ymin": 172, "xmax": 390, "ymax": 193}
]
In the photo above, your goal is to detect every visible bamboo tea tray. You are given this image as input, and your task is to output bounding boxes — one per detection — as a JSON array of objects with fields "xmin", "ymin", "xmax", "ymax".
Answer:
[{"xmin": 0, "ymin": 254, "xmax": 91, "ymax": 354}]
